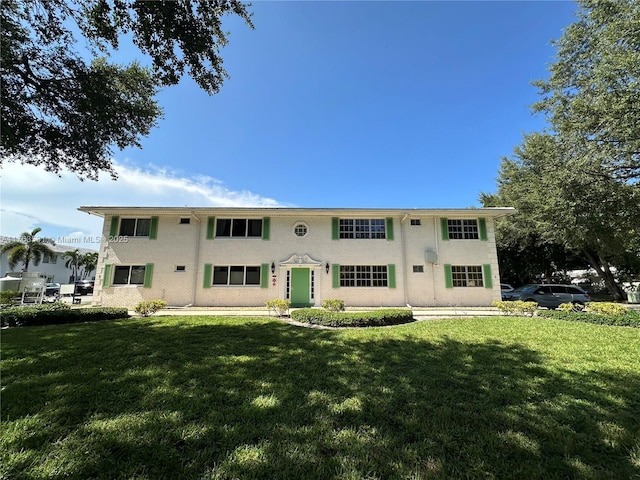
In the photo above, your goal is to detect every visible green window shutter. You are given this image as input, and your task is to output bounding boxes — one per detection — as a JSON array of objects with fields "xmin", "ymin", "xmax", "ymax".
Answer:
[
  {"xmin": 261, "ymin": 263, "xmax": 269, "ymax": 288},
  {"xmin": 386, "ymin": 218, "xmax": 394, "ymax": 241},
  {"xmin": 262, "ymin": 217, "xmax": 270, "ymax": 240},
  {"xmin": 483, "ymin": 264, "xmax": 493, "ymax": 289},
  {"xmin": 206, "ymin": 217, "xmax": 215, "ymax": 240},
  {"xmin": 332, "ymin": 217, "xmax": 339, "ymax": 240},
  {"xmin": 149, "ymin": 216, "xmax": 159, "ymax": 239},
  {"xmin": 102, "ymin": 264, "xmax": 112, "ymax": 288},
  {"xmin": 203, "ymin": 264, "xmax": 212, "ymax": 288},
  {"xmin": 387, "ymin": 264, "xmax": 396, "ymax": 288},
  {"xmin": 143, "ymin": 263, "xmax": 154, "ymax": 288},
  {"xmin": 441, "ymin": 218, "xmax": 449, "ymax": 241},
  {"xmin": 332, "ymin": 264, "xmax": 340, "ymax": 288},
  {"xmin": 478, "ymin": 218, "xmax": 488, "ymax": 241},
  {"xmin": 444, "ymin": 264, "xmax": 453, "ymax": 288},
  {"xmin": 109, "ymin": 216, "xmax": 119, "ymax": 237}
]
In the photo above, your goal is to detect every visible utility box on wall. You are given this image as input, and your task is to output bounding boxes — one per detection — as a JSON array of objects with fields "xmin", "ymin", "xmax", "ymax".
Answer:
[{"xmin": 425, "ymin": 250, "xmax": 438, "ymax": 264}]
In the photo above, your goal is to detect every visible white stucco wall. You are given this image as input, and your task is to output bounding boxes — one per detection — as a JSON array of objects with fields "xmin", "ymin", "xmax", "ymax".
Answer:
[{"xmin": 89, "ymin": 208, "xmax": 508, "ymax": 308}]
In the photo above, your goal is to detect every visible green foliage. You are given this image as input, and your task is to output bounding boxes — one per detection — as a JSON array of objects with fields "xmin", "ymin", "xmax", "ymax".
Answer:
[
  {"xmin": 133, "ymin": 300, "xmax": 168, "ymax": 317},
  {"xmin": 2, "ymin": 316, "xmax": 639, "ymax": 478},
  {"xmin": 0, "ymin": 227, "xmax": 55, "ymax": 272},
  {"xmin": 266, "ymin": 299, "xmax": 291, "ymax": 317},
  {"xmin": 585, "ymin": 302, "xmax": 630, "ymax": 316},
  {"xmin": 558, "ymin": 302, "xmax": 579, "ymax": 312},
  {"xmin": 492, "ymin": 300, "xmax": 538, "ymax": 316},
  {"xmin": 1, "ymin": 303, "xmax": 128, "ymax": 327},
  {"xmin": 291, "ymin": 308, "xmax": 414, "ymax": 327},
  {"xmin": 321, "ymin": 299, "xmax": 345, "ymax": 312},
  {"xmin": 537, "ymin": 309, "xmax": 640, "ymax": 328},
  {"xmin": 1, "ymin": 0, "xmax": 253, "ymax": 179},
  {"xmin": 0, "ymin": 290, "xmax": 20, "ymax": 306},
  {"xmin": 532, "ymin": 0, "xmax": 640, "ymax": 182}
]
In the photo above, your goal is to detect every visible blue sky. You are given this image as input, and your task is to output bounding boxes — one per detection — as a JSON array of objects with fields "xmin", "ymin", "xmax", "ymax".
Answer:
[{"xmin": 1, "ymin": 1, "xmax": 579, "ymax": 248}]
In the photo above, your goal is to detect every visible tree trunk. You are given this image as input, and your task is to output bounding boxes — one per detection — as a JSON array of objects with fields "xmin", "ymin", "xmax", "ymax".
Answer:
[{"xmin": 583, "ymin": 250, "xmax": 626, "ymax": 301}]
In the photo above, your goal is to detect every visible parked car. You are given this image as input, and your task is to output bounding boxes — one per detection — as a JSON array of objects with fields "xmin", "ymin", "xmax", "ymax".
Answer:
[
  {"xmin": 500, "ymin": 283, "xmax": 515, "ymax": 300},
  {"xmin": 74, "ymin": 280, "xmax": 94, "ymax": 295},
  {"xmin": 503, "ymin": 284, "xmax": 590, "ymax": 309},
  {"xmin": 45, "ymin": 283, "xmax": 61, "ymax": 298}
]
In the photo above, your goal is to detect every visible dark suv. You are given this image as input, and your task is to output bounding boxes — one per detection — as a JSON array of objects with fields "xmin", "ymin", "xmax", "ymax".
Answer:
[
  {"xmin": 74, "ymin": 280, "xmax": 94, "ymax": 295},
  {"xmin": 503, "ymin": 284, "xmax": 590, "ymax": 309}
]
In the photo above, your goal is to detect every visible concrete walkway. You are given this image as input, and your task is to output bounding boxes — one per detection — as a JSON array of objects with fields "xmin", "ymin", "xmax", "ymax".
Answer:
[{"xmin": 133, "ymin": 306, "xmax": 504, "ymax": 318}]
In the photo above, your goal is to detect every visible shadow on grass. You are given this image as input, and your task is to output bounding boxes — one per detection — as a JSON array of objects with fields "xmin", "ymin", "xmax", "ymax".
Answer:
[{"xmin": 2, "ymin": 317, "xmax": 639, "ymax": 479}]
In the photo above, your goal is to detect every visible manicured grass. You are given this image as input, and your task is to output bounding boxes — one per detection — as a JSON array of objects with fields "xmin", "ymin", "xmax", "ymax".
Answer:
[{"xmin": 2, "ymin": 316, "xmax": 639, "ymax": 479}]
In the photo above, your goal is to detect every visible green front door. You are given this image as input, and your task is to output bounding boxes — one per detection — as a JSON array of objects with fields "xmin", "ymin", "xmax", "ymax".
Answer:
[{"xmin": 290, "ymin": 268, "xmax": 310, "ymax": 307}]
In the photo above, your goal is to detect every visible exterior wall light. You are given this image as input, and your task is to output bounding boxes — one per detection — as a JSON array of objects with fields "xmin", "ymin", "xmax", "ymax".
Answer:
[
  {"xmin": 326, "ymin": 262, "xmax": 330, "ymax": 274},
  {"xmin": 271, "ymin": 262, "xmax": 276, "ymax": 274}
]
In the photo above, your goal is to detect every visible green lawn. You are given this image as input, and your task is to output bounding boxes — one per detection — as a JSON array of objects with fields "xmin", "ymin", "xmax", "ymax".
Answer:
[{"xmin": 1, "ymin": 316, "xmax": 639, "ymax": 479}]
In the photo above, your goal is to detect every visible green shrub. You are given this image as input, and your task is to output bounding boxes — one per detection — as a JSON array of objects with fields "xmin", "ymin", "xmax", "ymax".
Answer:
[
  {"xmin": 133, "ymin": 300, "xmax": 168, "ymax": 317},
  {"xmin": 537, "ymin": 309, "xmax": 640, "ymax": 327},
  {"xmin": 0, "ymin": 290, "xmax": 20, "ymax": 306},
  {"xmin": 291, "ymin": 308, "xmax": 414, "ymax": 327},
  {"xmin": 266, "ymin": 299, "xmax": 291, "ymax": 317},
  {"xmin": 585, "ymin": 302, "xmax": 629, "ymax": 316},
  {"xmin": 321, "ymin": 299, "xmax": 345, "ymax": 312},
  {"xmin": 1, "ymin": 304, "xmax": 129, "ymax": 327},
  {"xmin": 492, "ymin": 300, "xmax": 537, "ymax": 316}
]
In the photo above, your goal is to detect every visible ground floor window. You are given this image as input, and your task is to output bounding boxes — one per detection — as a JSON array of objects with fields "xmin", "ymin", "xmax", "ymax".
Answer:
[
  {"xmin": 451, "ymin": 265, "xmax": 484, "ymax": 287},
  {"xmin": 113, "ymin": 265, "xmax": 146, "ymax": 285},
  {"xmin": 213, "ymin": 266, "xmax": 261, "ymax": 286},
  {"xmin": 340, "ymin": 265, "xmax": 388, "ymax": 287}
]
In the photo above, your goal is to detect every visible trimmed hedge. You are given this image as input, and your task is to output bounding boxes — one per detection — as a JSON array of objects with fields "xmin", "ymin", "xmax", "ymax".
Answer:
[
  {"xmin": 1, "ymin": 303, "xmax": 130, "ymax": 327},
  {"xmin": 537, "ymin": 309, "xmax": 640, "ymax": 328},
  {"xmin": 291, "ymin": 308, "xmax": 414, "ymax": 328}
]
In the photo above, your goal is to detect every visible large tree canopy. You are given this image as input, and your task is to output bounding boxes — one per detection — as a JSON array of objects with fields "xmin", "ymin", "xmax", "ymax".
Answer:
[
  {"xmin": 486, "ymin": 133, "xmax": 640, "ymax": 300},
  {"xmin": 533, "ymin": 0, "xmax": 640, "ymax": 182},
  {"xmin": 0, "ymin": 0, "xmax": 253, "ymax": 179}
]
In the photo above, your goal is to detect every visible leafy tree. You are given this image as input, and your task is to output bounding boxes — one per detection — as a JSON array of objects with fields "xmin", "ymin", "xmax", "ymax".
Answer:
[
  {"xmin": 487, "ymin": 133, "xmax": 640, "ymax": 301},
  {"xmin": 81, "ymin": 252, "xmax": 99, "ymax": 279},
  {"xmin": 0, "ymin": 227, "xmax": 55, "ymax": 272},
  {"xmin": 533, "ymin": 0, "xmax": 640, "ymax": 182},
  {"xmin": 1, "ymin": 0, "xmax": 253, "ymax": 180},
  {"xmin": 63, "ymin": 249, "xmax": 84, "ymax": 282}
]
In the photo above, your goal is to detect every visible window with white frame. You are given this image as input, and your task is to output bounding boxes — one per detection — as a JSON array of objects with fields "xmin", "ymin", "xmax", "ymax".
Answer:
[
  {"xmin": 119, "ymin": 218, "xmax": 151, "ymax": 237},
  {"xmin": 340, "ymin": 265, "xmax": 388, "ymax": 287},
  {"xmin": 293, "ymin": 223, "xmax": 308, "ymax": 237},
  {"xmin": 212, "ymin": 265, "xmax": 261, "ymax": 285},
  {"xmin": 451, "ymin": 265, "xmax": 484, "ymax": 287},
  {"xmin": 113, "ymin": 265, "xmax": 146, "ymax": 285},
  {"xmin": 215, "ymin": 218, "xmax": 262, "ymax": 238},
  {"xmin": 339, "ymin": 219, "xmax": 386, "ymax": 239},
  {"xmin": 410, "ymin": 219, "xmax": 421, "ymax": 226},
  {"xmin": 447, "ymin": 219, "xmax": 479, "ymax": 240}
]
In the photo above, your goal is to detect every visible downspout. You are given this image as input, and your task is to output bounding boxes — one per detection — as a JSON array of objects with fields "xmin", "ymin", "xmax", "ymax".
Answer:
[
  {"xmin": 400, "ymin": 213, "xmax": 409, "ymax": 307},
  {"xmin": 191, "ymin": 212, "xmax": 201, "ymax": 306},
  {"xmin": 432, "ymin": 216, "xmax": 438, "ymax": 304}
]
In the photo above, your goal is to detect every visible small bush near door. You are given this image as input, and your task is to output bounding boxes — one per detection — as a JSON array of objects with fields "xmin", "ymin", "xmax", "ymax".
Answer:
[{"xmin": 133, "ymin": 300, "xmax": 168, "ymax": 317}]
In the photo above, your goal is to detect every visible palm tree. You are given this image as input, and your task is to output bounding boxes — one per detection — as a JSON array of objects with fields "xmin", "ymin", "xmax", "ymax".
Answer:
[
  {"xmin": 63, "ymin": 249, "xmax": 83, "ymax": 282},
  {"xmin": 81, "ymin": 252, "xmax": 99, "ymax": 279},
  {"xmin": 0, "ymin": 227, "xmax": 55, "ymax": 272}
]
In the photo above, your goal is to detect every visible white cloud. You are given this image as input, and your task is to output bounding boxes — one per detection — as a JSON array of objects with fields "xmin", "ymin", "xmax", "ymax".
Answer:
[{"xmin": 0, "ymin": 160, "xmax": 284, "ymax": 249}]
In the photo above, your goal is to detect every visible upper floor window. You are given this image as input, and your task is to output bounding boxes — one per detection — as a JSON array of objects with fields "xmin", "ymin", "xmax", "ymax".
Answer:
[
  {"xmin": 339, "ymin": 219, "xmax": 386, "ymax": 239},
  {"xmin": 119, "ymin": 218, "xmax": 151, "ymax": 237},
  {"xmin": 447, "ymin": 219, "xmax": 479, "ymax": 240},
  {"xmin": 410, "ymin": 219, "xmax": 421, "ymax": 226},
  {"xmin": 216, "ymin": 218, "xmax": 262, "ymax": 238},
  {"xmin": 42, "ymin": 253, "xmax": 58, "ymax": 264}
]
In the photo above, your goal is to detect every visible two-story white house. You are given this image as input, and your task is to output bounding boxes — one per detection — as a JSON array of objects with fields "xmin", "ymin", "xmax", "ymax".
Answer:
[{"xmin": 79, "ymin": 207, "xmax": 514, "ymax": 308}]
